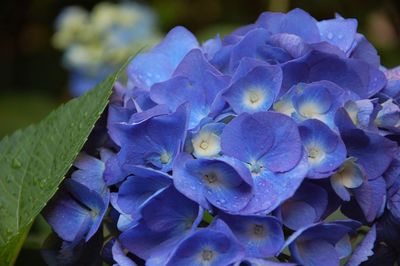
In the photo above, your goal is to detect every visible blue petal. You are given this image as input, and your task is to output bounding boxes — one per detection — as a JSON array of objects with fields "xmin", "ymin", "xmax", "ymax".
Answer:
[
  {"xmin": 112, "ymin": 240, "xmax": 137, "ymax": 266},
  {"xmin": 71, "ymin": 152, "xmax": 107, "ymax": 194},
  {"xmin": 165, "ymin": 220, "xmax": 245, "ymax": 266},
  {"xmin": 375, "ymin": 99, "xmax": 400, "ymax": 132},
  {"xmin": 150, "ymin": 49, "xmax": 229, "ymax": 128},
  {"xmin": 294, "ymin": 86, "xmax": 333, "ymax": 116},
  {"xmin": 267, "ymin": 33, "xmax": 310, "ymax": 59},
  {"xmin": 119, "ymin": 186, "xmax": 202, "ymax": 260},
  {"xmin": 307, "ymin": 53, "xmax": 387, "ymax": 98},
  {"xmin": 117, "ymin": 167, "xmax": 171, "ymax": 218},
  {"xmin": 317, "ymin": 17, "xmax": 358, "ymax": 52},
  {"xmin": 43, "ymin": 186, "xmax": 92, "ymax": 242},
  {"xmin": 64, "ymin": 179, "xmax": 109, "ymax": 241},
  {"xmin": 388, "ymin": 180, "xmax": 400, "ymax": 219},
  {"xmin": 352, "ymin": 176, "xmax": 386, "ymax": 222},
  {"xmin": 110, "ymin": 193, "xmax": 134, "ymax": 232},
  {"xmin": 279, "ymin": 9, "xmax": 320, "ymax": 43},
  {"xmin": 221, "ymin": 112, "xmax": 303, "ymax": 173},
  {"xmin": 173, "ymin": 154, "xmax": 253, "ymax": 212},
  {"xmin": 223, "ymin": 65, "xmax": 282, "ymax": 114},
  {"xmin": 117, "ymin": 104, "xmax": 188, "ymax": 172},
  {"xmin": 281, "ymin": 201, "xmax": 317, "ymax": 230},
  {"xmin": 330, "ymin": 158, "xmax": 365, "ymax": 201},
  {"xmin": 291, "ymin": 239, "xmax": 339, "ymax": 266},
  {"xmin": 226, "ymin": 28, "xmax": 271, "ymax": 73},
  {"xmin": 218, "ymin": 213, "xmax": 284, "ymax": 258},
  {"xmin": 335, "ymin": 235, "xmax": 352, "ymax": 259},
  {"xmin": 140, "ymin": 186, "xmax": 202, "ymax": 233},
  {"xmin": 284, "ymin": 221, "xmax": 360, "ymax": 266},
  {"xmin": 280, "ymin": 182, "xmax": 328, "ymax": 230},
  {"xmin": 128, "ymin": 104, "xmax": 170, "ymax": 124},
  {"xmin": 299, "ymin": 119, "xmax": 347, "ymax": 178},
  {"xmin": 282, "ymin": 50, "xmax": 386, "ymax": 98},
  {"xmin": 255, "ymin": 12, "xmax": 285, "ymax": 34},
  {"xmin": 119, "ymin": 221, "xmax": 176, "ymax": 260},
  {"xmin": 231, "ymin": 58, "xmax": 272, "ymax": 84},
  {"xmin": 220, "ymin": 113, "xmax": 275, "ymax": 163},
  {"xmin": 340, "ymin": 129, "xmax": 396, "ymax": 180},
  {"xmin": 241, "ymin": 153, "xmax": 308, "ymax": 214},
  {"xmin": 344, "ymin": 99, "xmax": 381, "ymax": 130},
  {"xmin": 234, "ymin": 258, "xmax": 298, "ymax": 266},
  {"xmin": 349, "ymin": 33, "xmax": 380, "ymax": 67},
  {"xmin": 345, "ymin": 225, "xmax": 376, "ymax": 266},
  {"xmin": 127, "ymin": 26, "xmax": 199, "ymax": 89}
]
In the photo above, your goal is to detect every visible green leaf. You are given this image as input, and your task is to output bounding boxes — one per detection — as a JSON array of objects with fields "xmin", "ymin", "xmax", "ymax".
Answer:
[{"xmin": 0, "ymin": 70, "xmax": 120, "ymax": 265}]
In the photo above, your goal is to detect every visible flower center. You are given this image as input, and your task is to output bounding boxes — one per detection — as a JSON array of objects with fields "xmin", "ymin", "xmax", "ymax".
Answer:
[
  {"xmin": 249, "ymin": 162, "xmax": 264, "ymax": 175},
  {"xmin": 249, "ymin": 92, "xmax": 260, "ymax": 104},
  {"xmin": 192, "ymin": 132, "xmax": 221, "ymax": 158},
  {"xmin": 201, "ymin": 249, "xmax": 214, "ymax": 261},
  {"xmin": 90, "ymin": 209, "xmax": 99, "ymax": 218},
  {"xmin": 160, "ymin": 152, "xmax": 171, "ymax": 164},
  {"xmin": 244, "ymin": 89, "xmax": 265, "ymax": 109},
  {"xmin": 307, "ymin": 145, "xmax": 325, "ymax": 164},
  {"xmin": 253, "ymin": 224, "xmax": 265, "ymax": 236},
  {"xmin": 200, "ymin": 140, "xmax": 209, "ymax": 150},
  {"xmin": 204, "ymin": 173, "xmax": 217, "ymax": 184}
]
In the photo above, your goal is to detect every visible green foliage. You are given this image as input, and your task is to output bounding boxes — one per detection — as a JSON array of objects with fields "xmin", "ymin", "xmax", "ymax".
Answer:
[{"xmin": 0, "ymin": 72, "xmax": 119, "ymax": 265}]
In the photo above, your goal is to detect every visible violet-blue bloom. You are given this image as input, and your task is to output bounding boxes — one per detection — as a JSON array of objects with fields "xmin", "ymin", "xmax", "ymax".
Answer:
[
  {"xmin": 71, "ymin": 150, "xmax": 111, "ymax": 196},
  {"xmin": 221, "ymin": 111, "xmax": 308, "ymax": 214},
  {"xmin": 190, "ymin": 122, "xmax": 225, "ymax": 158},
  {"xmin": 116, "ymin": 166, "xmax": 172, "ymax": 223},
  {"xmin": 119, "ymin": 186, "xmax": 203, "ymax": 261},
  {"xmin": 299, "ymin": 119, "xmax": 346, "ymax": 178},
  {"xmin": 281, "ymin": 50, "xmax": 386, "ymax": 99},
  {"xmin": 375, "ymin": 99, "xmax": 400, "ymax": 133},
  {"xmin": 330, "ymin": 158, "xmax": 365, "ymax": 201},
  {"xmin": 345, "ymin": 225, "xmax": 376, "ymax": 266},
  {"xmin": 173, "ymin": 154, "xmax": 253, "ymax": 212},
  {"xmin": 278, "ymin": 182, "xmax": 328, "ymax": 230},
  {"xmin": 115, "ymin": 104, "xmax": 188, "ymax": 172},
  {"xmin": 381, "ymin": 66, "xmax": 400, "ymax": 100},
  {"xmin": 127, "ymin": 26, "xmax": 199, "ymax": 89},
  {"xmin": 223, "ymin": 63, "xmax": 282, "ymax": 114},
  {"xmin": 43, "ymin": 151, "xmax": 111, "ymax": 243},
  {"xmin": 341, "ymin": 176, "xmax": 387, "ymax": 223},
  {"xmin": 387, "ymin": 180, "xmax": 400, "ymax": 220},
  {"xmin": 150, "ymin": 49, "xmax": 229, "ymax": 128},
  {"xmin": 274, "ymin": 81, "xmax": 352, "ymax": 128},
  {"xmin": 284, "ymin": 220, "xmax": 360, "ymax": 266},
  {"xmin": 233, "ymin": 258, "xmax": 298, "ymax": 266},
  {"xmin": 43, "ymin": 179, "xmax": 108, "ymax": 242},
  {"xmin": 42, "ymin": 8, "xmax": 400, "ymax": 266},
  {"xmin": 218, "ymin": 213, "xmax": 284, "ymax": 258},
  {"xmin": 111, "ymin": 239, "xmax": 137, "ymax": 266},
  {"xmin": 343, "ymin": 99, "xmax": 381, "ymax": 131},
  {"xmin": 335, "ymin": 108, "xmax": 396, "ymax": 180},
  {"xmin": 164, "ymin": 219, "xmax": 245, "ymax": 266}
]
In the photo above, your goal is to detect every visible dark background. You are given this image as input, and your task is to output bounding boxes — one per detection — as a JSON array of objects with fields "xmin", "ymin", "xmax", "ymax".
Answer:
[{"xmin": 0, "ymin": 0, "xmax": 399, "ymax": 264}]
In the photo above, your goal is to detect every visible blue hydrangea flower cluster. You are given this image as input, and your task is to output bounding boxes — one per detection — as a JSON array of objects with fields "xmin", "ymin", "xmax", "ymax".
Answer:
[
  {"xmin": 53, "ymin": 2, "xmax": 159, "ymax": 96},
  {"xmin": 43, "ymin": 9, "xmax": 400, "ymax": 266}
]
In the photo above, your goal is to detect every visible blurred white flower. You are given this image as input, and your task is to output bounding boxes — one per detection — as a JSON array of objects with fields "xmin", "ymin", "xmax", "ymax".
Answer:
[{"xmin": 53, "ymin": 2, "xmax": 160, "ymax": 96}]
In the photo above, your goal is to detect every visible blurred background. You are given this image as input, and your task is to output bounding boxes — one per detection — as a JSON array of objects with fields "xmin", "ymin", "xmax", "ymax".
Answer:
[{"xmin": 1, "ymin": 0, "xmax": 399, "ymax": 264}]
